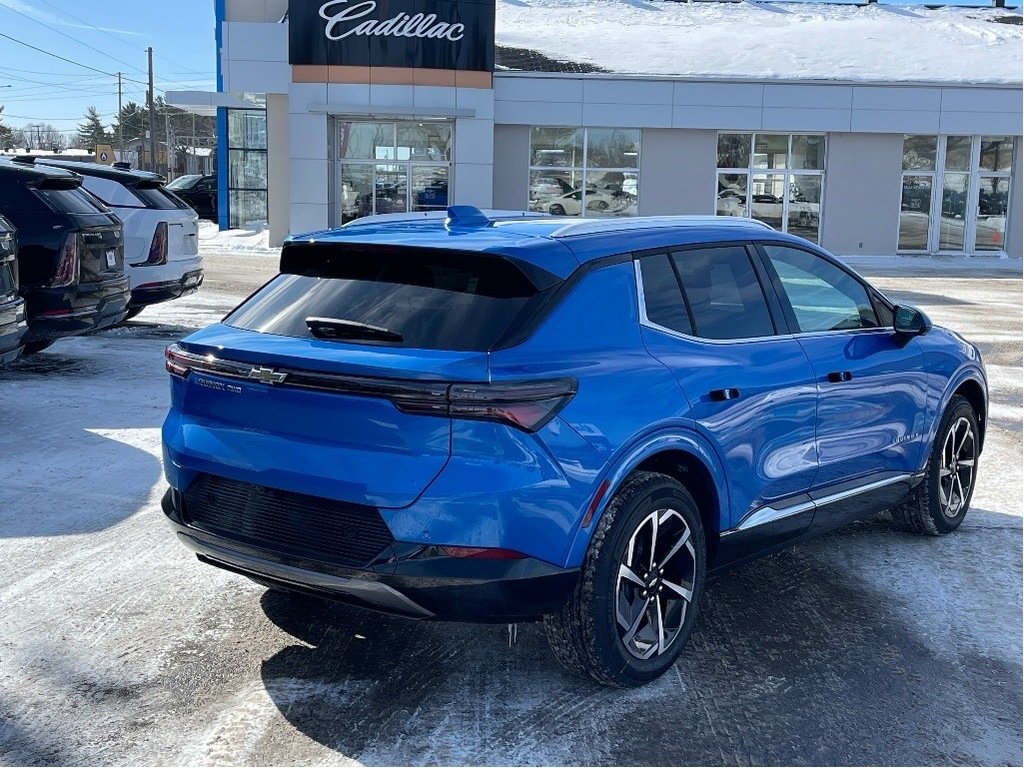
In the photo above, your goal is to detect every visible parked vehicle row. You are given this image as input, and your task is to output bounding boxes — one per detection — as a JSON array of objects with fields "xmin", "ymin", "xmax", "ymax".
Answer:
[{"xmin": 0, "ymin": 158, "xmax": 204, "ymax": 363}]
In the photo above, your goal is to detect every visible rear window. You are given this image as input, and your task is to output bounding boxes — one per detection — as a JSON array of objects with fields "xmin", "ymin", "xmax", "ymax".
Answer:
[
  {"xmin": 34, "ymin": 186, "xmax": 106, "ymax": 215},
  {"xmin": 167, "ymin": 175, "xmax": 202, "ymax": 191},
  {"xmin": 132, "ymin": 185, "xmax": 190, "ymax": 210},
  {"xmin": 225, "ymin": 246, "xmax": 542, "ymax": 352}
]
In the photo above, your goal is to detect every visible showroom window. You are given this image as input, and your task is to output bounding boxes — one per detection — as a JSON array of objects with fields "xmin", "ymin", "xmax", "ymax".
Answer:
[
  {"xmin": 716, "ymin": 133, "xmax": 826, "ymax": 244},
  {"xmin": 529, "ymin": 127, "xmax": 639, "ymax": 217},
  {"xmin": 899, "ymin": 135, "xmax": 1016, "ymax": 254},
  {"xmin": 336, "ymin": 121, "xmax": 451, "ymax": 224},
  {"xmin": 226, "ymin": 108, "xmax": 268, "ymax": 229}
]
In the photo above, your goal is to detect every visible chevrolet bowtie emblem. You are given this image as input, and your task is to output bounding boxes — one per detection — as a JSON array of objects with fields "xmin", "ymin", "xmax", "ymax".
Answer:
[{"xmin": 248, "ymin": 366, "xmax": 288, "ymax": 385}]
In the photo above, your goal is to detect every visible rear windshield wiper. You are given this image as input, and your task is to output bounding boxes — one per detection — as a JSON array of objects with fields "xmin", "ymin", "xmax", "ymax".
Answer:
[{"xmin": 305, "ymin": 317, "xmax": 404, "ymax": 343}]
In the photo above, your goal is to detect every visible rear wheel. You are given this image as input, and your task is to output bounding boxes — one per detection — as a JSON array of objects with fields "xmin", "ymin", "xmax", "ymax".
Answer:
[
  {"xmin": 892, "ymin": 394, "xmax": 979, "ymax": 535},
  {"xmin": 544, "ymin": 471, "xmax": 706, "ymax": 687}
]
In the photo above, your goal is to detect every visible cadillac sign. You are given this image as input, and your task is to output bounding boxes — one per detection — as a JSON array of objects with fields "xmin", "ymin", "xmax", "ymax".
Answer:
[{"xmin": 288, "ymin": 0, "xmax": 496, "ymax": 71}]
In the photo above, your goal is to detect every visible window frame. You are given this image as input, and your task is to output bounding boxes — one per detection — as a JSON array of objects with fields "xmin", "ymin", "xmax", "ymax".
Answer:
[
  {"xmin": 898, "ymin": 134, "xmax": 1018, "ymax": 255},
  {"xmin": 528, "ymin": 127, "xmax": 640, "ymax": 218},
  {"xmin": 750, "ymin": 240, "xmax": 896, "ymax": 338},
  {"xmin": 634, "ymin": 241, "xmax": 787, "ymax": 344},
  {"xmin": 715, "ymin": 133, "xmax": 827, "ymax": 244}
]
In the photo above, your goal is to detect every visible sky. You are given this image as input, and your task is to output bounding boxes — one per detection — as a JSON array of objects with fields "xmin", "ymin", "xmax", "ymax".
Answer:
[{"xmin": 0, "ymin": 0, "xmax": 215, "ymax": 137}]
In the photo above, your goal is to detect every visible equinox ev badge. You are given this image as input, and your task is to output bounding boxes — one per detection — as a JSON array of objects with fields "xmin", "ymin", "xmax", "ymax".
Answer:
[{"xmin": 248, "ymin": 366, "xmax": 288, "ymax": 385}]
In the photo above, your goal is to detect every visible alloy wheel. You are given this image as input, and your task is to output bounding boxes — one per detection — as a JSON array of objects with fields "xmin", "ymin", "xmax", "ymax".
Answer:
[
  {"xmin": 939, "ymin": 416, "xmax": 976, "ymax": 519},
  {"xmin": 615, "ymin": 508, "xmax": 697, "ymax": 660}
]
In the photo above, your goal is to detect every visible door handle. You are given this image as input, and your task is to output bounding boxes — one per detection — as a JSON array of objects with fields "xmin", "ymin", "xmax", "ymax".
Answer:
[
  {"xmin": 709, "ymin": 387, "xmax": 741, "ymax": 402},
  {"xmin": 827, "ymin": 371, "xmax": 853, "ymax": 383}
]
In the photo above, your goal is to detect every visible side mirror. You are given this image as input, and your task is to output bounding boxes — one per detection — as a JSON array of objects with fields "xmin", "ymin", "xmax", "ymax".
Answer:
[{"xmin": 894, "ymin": 305, "xmax": 932, "ymax": 336}]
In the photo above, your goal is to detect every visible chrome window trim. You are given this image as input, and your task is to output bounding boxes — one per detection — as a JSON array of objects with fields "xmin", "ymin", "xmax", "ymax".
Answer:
[
  {"xmin": 734, "ymin": 473, "xmax": 915, "ymax": 532},
  {"xmin": 634, "ymin": 258, "xmax": 895, "ymax": 344}
]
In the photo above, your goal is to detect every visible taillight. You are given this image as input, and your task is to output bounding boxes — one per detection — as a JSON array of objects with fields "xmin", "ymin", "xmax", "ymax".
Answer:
[
  {"xmin": 145, "ymin": 222, "xmax": 168, "ymax": 266},
  {"xmin": 439, "ymin": 546, "xmax": 527, "ymax": 560},
  {"xmin": 166, "ymin": 343, "xmax": 203, "ymax": 377},
  {"xmin": 445, "ymin": 380, "xmax": 578, "ymax": 432},
  {"xmin": 164, "ymin": 343, "xmax": 577, "ymax": 433},
  {"xmin": 134, "ymin": 222, "xmax": 168, "ymax": 266},
  {"xmin": 50, "ymin": 233, "xmax": 80, "ymax": 287}
]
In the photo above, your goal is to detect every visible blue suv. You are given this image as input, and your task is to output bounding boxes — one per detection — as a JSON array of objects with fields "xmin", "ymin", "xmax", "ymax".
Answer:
[{"xmin": 161, "ymin": 207, "xmax": 987, "ymax": 687}]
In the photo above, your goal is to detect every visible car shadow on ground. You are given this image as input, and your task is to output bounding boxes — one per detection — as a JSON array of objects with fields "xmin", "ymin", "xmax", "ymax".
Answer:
[
  {"xmin": 0, "ymin": 340, "xmax": 167, "ymax": 538},
  {"xmin": 256, "ymin": 524, "xmax": 1022, "ymax": 766}
]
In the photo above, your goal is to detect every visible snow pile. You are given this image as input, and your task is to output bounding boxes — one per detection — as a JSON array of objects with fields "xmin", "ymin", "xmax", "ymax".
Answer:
[
  {"xmin": 198, "ymin": 221, "xmax": 275, "ymax": 255},
  {"xmin": 496, "ymin": 0, "xmax": 1023, "ymax": 83}
]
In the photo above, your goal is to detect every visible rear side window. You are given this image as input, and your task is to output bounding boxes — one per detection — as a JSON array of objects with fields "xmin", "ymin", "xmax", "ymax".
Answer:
[
  {"xmin": 638, "ymin": 254, "xmax": 693, "ymax": 335},
  {"xmin": 225, "ymin": 246, "xmax": 542, "ymax": 352},
  {"xmin": 670, "ymin": 246, "xmax": 775, "ymax": 340}
]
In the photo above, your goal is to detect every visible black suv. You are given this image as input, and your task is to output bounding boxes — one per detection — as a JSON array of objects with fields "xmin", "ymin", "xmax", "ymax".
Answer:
[
  {"xmin": 165, "ymin": 174, "xmax": 217, "ymax": 220},
  {"xmin": 0, "ymin": 214, "xmax": 27, "ymax": 364},
  {"xmin": 0, "ymin": 159, "xmax": 130, "ymax": 353}
]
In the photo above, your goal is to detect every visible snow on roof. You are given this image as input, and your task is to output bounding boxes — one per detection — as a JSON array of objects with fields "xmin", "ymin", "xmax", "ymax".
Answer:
[{"xmin": 495, "ymin": 0, "xmax": 1023, "ymax": 84}]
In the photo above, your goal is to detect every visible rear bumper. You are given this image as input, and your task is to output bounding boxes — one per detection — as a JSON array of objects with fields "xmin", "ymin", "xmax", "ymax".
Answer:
[
  {"xmin": 23, "ymin": 275, "xmax": 131, "ymax": 342},
  {"xmin": 162, "ymin": 487, "xmax": 578, "ymax": 623},
  {"xmin": 130, "ymin": 269, "xmax": 204, "ymax": 308}
]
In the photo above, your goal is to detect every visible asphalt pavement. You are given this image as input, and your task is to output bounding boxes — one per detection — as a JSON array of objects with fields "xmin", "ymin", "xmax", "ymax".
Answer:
[{"xmin": 0, "ymin": 255, "xmax": 1020, "ymax": 766}]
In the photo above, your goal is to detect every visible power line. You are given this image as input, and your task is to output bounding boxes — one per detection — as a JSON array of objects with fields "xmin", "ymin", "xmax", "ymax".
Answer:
[
  {"xmin": 0, "ymin": 31, "xmax": 118, "ymax": 78},
  {"xmin": 30, "ymin": 0, "xmax": 215, "ymax": 80}
]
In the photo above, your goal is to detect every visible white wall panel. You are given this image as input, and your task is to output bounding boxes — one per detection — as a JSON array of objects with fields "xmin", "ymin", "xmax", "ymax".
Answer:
[
  {"xmin": 582, "ymin": 103, "xmax": 672, "ymax": 128},
  {"xmin": 288, "ymin": 113, "xmax": 328, "ymax": 161},
  {"xmin": 582, "ymin": 80, "xmax": 673, "ymax": 105},
  {"xmin": 494, "ymin": 77, "xmax": 583, "ymax": 103},
  {"xmin": 672, "ymin": 105, "xmax": 762, "ymax": 130},
  {"xmin": 673, "ymin": 82, "xmax": 764, "ymax": 108},
  {"xmin": 764, "ymin": 84, "xmax": 853, "ymax": 110},
  {"xmin": 851, "ymin": 87, "xmax": 941, "ymax": 112},
  {"xmin": 851, "ymin": 110, "xmax": 941, "ymax": 133},
  {"xmin": 495, "ymin": 100, "xmax": 583, "ymax": 125},
  {"xmin": 762, "ymin": 107, "xmax": 851, "ymax": 132}
]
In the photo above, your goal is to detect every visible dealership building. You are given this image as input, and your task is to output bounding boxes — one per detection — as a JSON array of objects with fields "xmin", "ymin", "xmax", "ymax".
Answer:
[{"xmin": 170, "ymin": 0, "xmax": 1023, "ymax": 257}]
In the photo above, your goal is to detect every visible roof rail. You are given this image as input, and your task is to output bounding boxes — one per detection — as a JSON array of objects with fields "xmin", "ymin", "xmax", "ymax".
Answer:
[
  {"xmin": 341, "ymin": 207, "xmax": 549, "ymax": 229},
  {"xmin": 548, "ymin": 215, "xmax": 775, "ymax": 238},
  {"xmin": 11, "ymin": 155, "xmax": 35, "ymax": 165}
]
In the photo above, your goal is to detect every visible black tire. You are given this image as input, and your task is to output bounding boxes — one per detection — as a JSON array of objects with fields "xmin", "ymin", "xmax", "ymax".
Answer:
[
  {"xmin": 549, "ymin": 204, "xmax": 566, "ymax": 216},
  {"xmin": 544, "ymin": 471, "xmax": 706, "ymax": 687},
  {"xmin": 20, "ymin": 340, "xmax": 55, "ymax": 356},
  {"xmin": 891, "ymin": 394, "xmax": 979, "ymax": 535},
  {"xmin": 123, "ymin": 306, "xmax": 145, "ymax": 321}
]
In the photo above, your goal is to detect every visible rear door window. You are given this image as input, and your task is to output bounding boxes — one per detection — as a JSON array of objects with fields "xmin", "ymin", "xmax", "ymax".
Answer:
[
  {"xmin": 670, "ymin": 245, "xmax": 776, "ymax": 340},
  {"xmin": 225, "ymin": 246, "xmax": 544, "ymax": 352}
]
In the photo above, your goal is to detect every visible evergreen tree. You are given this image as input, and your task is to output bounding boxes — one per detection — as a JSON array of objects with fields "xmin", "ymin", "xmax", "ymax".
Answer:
[
  {"xmin": 76, "ymin": 107, "xmax": 110, "ymax": 150},
  {"xmin": 112, "ymin": 101, "xmax": 146, "ymax": 145}
]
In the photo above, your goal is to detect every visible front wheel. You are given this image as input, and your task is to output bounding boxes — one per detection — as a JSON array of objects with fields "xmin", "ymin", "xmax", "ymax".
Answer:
[
  {"xmin": 544, "ymin": 471, "xmax": 706, "ymax": 687},
  {"xmin": 892, "ymin": 394, "xmax": 979, "ymax": 535}
]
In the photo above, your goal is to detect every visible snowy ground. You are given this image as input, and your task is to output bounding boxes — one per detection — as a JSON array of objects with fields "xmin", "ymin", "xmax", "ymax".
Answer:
[{"xmin": 0, "ymin": 248, "xmax": 1020, "ymax": 765}]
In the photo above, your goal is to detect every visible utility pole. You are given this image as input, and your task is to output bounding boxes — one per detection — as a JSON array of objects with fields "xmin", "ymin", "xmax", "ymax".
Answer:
[
  {"xmin": 117, "ymin": 72, "xmax": 123, "ymax": 159},
  {"xmin": 147, "ymin": 47, "xmax": 157, "ymax": 173}
]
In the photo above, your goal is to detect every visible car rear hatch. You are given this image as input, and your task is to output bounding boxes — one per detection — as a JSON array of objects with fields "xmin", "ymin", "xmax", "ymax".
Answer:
[
  {"xmin": 33, "ymin": 178, "xmax": 123, "ymax": 282},
  {"xmin": 164, "ymin": 241, "xmax": 557, "ymax": 510}
]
